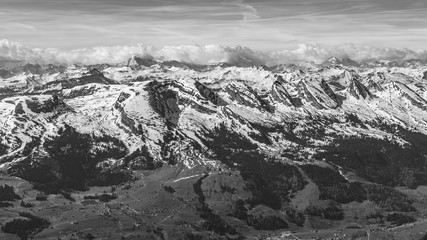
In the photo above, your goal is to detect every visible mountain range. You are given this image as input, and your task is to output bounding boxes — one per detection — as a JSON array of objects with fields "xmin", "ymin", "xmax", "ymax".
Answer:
[{"xmin": 0, "ymin": 56, "xmax": 427, "ymax": 239}]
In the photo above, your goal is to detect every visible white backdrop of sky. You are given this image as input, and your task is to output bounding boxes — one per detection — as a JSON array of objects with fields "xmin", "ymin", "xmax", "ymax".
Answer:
[{"xmin": 1, "ymin": 0, "xmax": 427, "ymax": 50}]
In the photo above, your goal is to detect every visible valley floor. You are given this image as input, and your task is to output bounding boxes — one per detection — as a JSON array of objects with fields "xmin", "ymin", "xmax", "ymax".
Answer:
[{"xmin": 2, "ymin": 165, "xmax": 427, "ymax": 240}]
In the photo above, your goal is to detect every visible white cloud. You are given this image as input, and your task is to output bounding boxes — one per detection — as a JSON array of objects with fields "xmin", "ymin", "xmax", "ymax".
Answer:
[
  {"xmin": 267, "ymin": 43, "xmax": 427, "ymax": 65},
  {"xmin": 1, "ymin": 39, "xmax": 427, "ymax": 67}
]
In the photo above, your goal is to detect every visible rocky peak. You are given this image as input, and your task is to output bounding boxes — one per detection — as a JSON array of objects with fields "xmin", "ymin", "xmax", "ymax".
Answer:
[
  {"xmin": 347, "ymin": 78, "xmax": 372, "ymax": 100},
  {"xmin": 127, "ymin": 56, "xmax": 157, "ymax": 69},
  {"xmin": 297, "ymin": 77, "xmax": 339, "ymax": 109},
  {"xmin": 271, "ymin": 80, "xmax": 295, "ymax": 107},
  {"xmin": 322, "ymin": 57, "xmax": 341, "ymax": 66}
]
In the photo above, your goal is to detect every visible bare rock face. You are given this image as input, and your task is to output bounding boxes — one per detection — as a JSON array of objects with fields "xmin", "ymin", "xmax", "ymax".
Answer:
[
  {"xmin": 196, "ymin": 81, "xmax": 228, "ymax": 106},
  {"xmin": 127, "ymin": 56, "xmax": 157, "ymax": 69},
  {"xmin": 297, "ymin": 78, "xmax": 339, "ymax": 109},
  {"xmin": 389, "ymin": 82, "xmax": 427, "ymax": 110},
  {"xmin": 113, "ymin": 91, "xmax": 142, "ymax": 134},
  {"xmin": 149, "ymin": 80, "xmax": 182, "ymax": 126},
  {"xmin": 363, "ymin": 72, "xmax": 385, "ymax": 92},
  {"xmin": 224, "ymin": 82, "xmax": 271, "ymax": 110},
  {"xmin": 347, "ymin": 78, "xmax": 372, "ymax": 99},
  {"xmin": 271, "ymin": 80, "xmax": 295, "ymax": 106}
]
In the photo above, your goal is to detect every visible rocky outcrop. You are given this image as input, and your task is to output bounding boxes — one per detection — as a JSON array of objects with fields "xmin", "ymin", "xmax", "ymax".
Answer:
[
  {"xmin": 347, "ymin": 78, "xmax": 372, "ymax": 99},
  {"xmin": 127, "ymin": 56, "xmax": 157, "ymax": 69},
  {"xmin": 113, "ymin": 91, "xmax": 143, "ymax": 134},
  {"xmin": 390, "ymin": 82, "xmax": 427, "ymax": 110},
  {"xmin": 195, "ymin": 81, "xmax": 227, "ymax": 106},
  {"xmin": 298, "ymin": 78, "xmax": 339, "ymax": 109},
  {"xmin": 62, "ymin": 84, "xmax": 108, "ymax": 99},
  {"xmin": 224, "ymin": 82, "xmax": 273, "ymax": 112},
  {"xmin": 14, "ymin": 95, "xmax": 73, "ymax": 116},
  {"xmin": 271, "ymin": 80, "xmax": 295, "ymax": 106},
  {"xmin": 69, "ymin": 68, "xmax": 116, "ymax": 86},
  {"xmin": 363, "ymin": 72, "xmax": 386, "ymax": 92},
  {"xmin": 149, "ymin": 81, "xmax": 181, "ymax": 126},
  {"xmin": 320, "ymin": 79, "xmax": 339, "ymax": 104}
]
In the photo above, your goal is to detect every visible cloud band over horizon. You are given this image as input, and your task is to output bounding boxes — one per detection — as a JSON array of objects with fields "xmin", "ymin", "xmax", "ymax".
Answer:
[{"xmin": 1, "ymin": 39, "xmax": 427, "ymax": 66}]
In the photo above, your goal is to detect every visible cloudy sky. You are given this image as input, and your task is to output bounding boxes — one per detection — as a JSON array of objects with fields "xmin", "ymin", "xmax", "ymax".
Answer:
[{"xmin": 0, "ymin": 0, "xmax": 426, "ymax": 51}]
